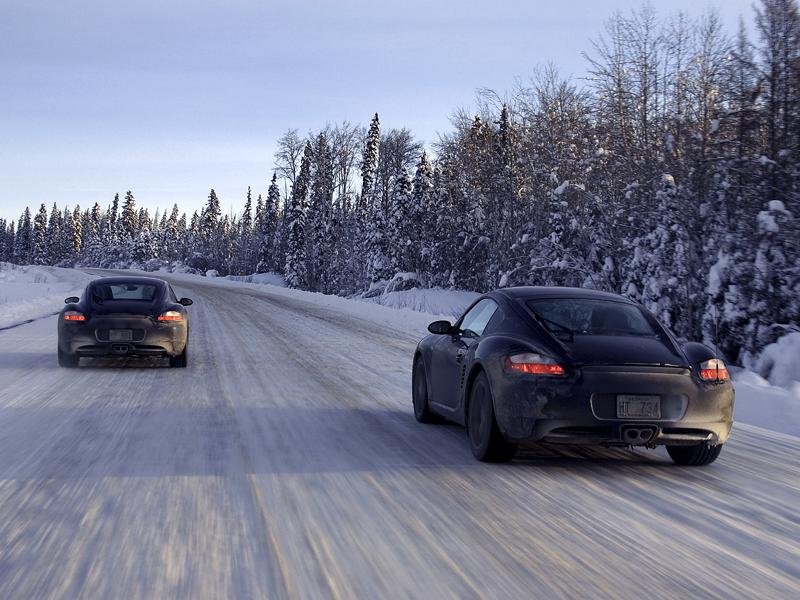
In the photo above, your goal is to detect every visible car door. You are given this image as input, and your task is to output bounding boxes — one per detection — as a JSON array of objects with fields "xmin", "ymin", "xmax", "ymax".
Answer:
[{"xmin": 430, "ymin": 298, "xmax": 498, "ymax": 410}]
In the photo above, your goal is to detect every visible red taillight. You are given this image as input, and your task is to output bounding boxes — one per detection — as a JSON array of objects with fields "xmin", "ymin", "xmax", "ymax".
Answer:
[
  {"xmin": 63, "ymin": 311, "xmax": 86, "ymax": 322},
  {"xmin": 158, "ymin": 311, "xmax": 184, "ymax": 322},
  {"xmin": 505, "ymin": 353, "xmax": 566, "ymax": 376},
  {"xmin": 699, "ymin": 358, "xmax": 729, "ymax": 381}
]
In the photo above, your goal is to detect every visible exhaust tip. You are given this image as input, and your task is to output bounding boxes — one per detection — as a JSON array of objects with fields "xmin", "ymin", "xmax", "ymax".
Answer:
[{"xmin": 622, "ymin": 426, "xmax": 657, "ymax": 444}]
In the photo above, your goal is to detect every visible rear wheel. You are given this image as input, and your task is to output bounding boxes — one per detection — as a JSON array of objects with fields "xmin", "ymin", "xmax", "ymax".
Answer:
[
  {"xmin": 412, "ymin": 356, "xmax": 441, "ymax": 423},
  {"xmin": 169, "ymin": 345, "xmax": 188, "ymax": 368},
  {"xmin": 57, "ymin": 347, "xmax": 79, "ymax": 368},
  {"xmin": 467, "ymin": 372, "xmax": 517, "ymax": 462},
  {"xmin": 667, "ymin": 443, "xmax": 723, "ymax": 466}
]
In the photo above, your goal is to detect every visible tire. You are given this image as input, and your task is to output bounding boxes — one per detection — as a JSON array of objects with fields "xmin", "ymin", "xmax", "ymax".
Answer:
[
  {"xmin": 467, "ymin": 372, "xmax": 517, "ymax": 462},
  {"xmin": 412, "ymin": 356, "xmax": 441, "ymax": 423},
  {"xmin": 58, "ymin": 347, "xmax": 79, "ymax": 368},
  {"xmin": 169, "ymin": 345, "xmax": 188, "ymax": 368},
  {"xmin": 667, "ymin": 443, "xmax": 723, "ymax": 466}
]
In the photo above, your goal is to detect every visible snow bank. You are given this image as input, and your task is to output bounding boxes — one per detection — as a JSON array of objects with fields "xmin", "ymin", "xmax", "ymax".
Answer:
[
  {"xmin": 0, "ymin": 263, "xmax": 96, "ymax": 329},
  {"xmin": 149, "ymin": 269, "xmax": 453, "ymax": 332},
  {"xmin": 360, "ymin": 288, "xmax": 478, "ymax": 319},
  {"xmin": 733, "ymin": 370, "xmax": 800, "ymax": 437},
  {"xmin": 356, "ymin": 272, "xmax": 478, "ymax": 319},
  {"xmin": 226, "ymin": 272, "xmax": 287, "ymax": 287},
  {"xmin": 752, "ymin": 332, "xmax": 800, "ymax": 388}
]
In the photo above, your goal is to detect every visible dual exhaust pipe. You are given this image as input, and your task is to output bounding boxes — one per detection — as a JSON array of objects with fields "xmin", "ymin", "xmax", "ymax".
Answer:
[
  {"xmin": 621, "ymin": 426, "xmax": 657, "ymax": 445},
  {"xmin": 111, "ymin": 344, "xmax": 130, "ymax": 355}
]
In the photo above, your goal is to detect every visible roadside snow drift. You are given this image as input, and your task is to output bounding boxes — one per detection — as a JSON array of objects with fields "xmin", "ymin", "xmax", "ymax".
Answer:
[
  {"xmin": 0, "ymin": 263, "xmax": 95, "ymax": 329},
  {"xmin": 733, "ymin": 371, "xmax": 800, "ymax": 436}
]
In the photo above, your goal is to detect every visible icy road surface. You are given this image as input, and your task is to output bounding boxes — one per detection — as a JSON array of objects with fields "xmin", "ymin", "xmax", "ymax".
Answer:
[{"xmin": 0, "ymin": 272, "xmax": 798, "ymax": 598}]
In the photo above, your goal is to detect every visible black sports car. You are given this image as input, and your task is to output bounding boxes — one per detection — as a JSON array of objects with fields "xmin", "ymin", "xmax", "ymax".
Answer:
[
  {"xmin": 57, "ymin": 276, "xmax": 192, "ymax": 368},
  {"xmin": 412, "ymin": 287, "xmax": 734, "ymax": 465}
]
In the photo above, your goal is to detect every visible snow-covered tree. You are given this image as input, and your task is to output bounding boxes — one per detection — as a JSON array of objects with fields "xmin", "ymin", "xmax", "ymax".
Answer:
[
  {"xmin": 120, "ymin": 191, "xmax": 138, "ymax": 240},
  {"xmin": 31, "ymin": 204, "xmax": 48, "ymax": 265},
  {"xmin": 284, "ymin": 142, "xmax": 312, "ymax": 288}
]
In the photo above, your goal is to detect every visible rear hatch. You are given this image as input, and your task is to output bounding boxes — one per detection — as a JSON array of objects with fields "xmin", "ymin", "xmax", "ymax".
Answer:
[
  {"xmin": 523, "ymin": 296, "xmax": 688, "ymax": 368},
  {"xmin": 563, "ymin": 334, "xmax": 686, "ymax": 368},
  {"xmin": 87, "ymin": 283, "xmax": 162, "ymax": 342}
]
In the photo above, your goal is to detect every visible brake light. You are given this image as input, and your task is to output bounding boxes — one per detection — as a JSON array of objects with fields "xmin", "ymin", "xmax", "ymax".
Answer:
[
  {"xmin": 63, "ymin": 311, "xmax": 86, "ymax": 322},
  {"xmin": 699, "ymin": 358, "xmax": 729, "ymax": 381},
  {"xmin": 505, "ymin": 353, "xmax": 565, "ymax": 376},
  {"xmin": 158, "ymin": 311, "xmax": 183, "ymax": 322}
]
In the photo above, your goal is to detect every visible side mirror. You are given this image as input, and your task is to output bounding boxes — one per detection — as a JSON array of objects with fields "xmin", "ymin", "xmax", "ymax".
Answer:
[
  {"xmin": 65, "ymin": 297, "xmax": 79, "ymax": 304},
  {"xmin": 428, "ymin": 320, "xmax": 454, "ymax": 335},
  {"xmin": 179, "ymin": 297, "xmax": 193, "ymax": 306}
]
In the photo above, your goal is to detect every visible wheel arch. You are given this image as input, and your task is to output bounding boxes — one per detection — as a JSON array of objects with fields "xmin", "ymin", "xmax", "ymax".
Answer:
[
  {"xmin": 413, "ymin": 348, "xmax": 432, "ymax": 397},
  {"xmin": 463, "ymin": 361, "xmax": 492, "ymax": 425}
]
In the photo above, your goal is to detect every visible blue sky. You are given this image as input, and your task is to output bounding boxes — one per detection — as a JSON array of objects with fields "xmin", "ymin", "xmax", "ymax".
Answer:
[{"xmin": 1, "ymin": 0, "xmax": 754, "ymax": 221}]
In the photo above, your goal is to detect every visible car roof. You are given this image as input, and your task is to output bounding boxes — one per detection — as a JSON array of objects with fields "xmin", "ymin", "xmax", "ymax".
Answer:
[
  {"xmin": 90, "ymin": 276, "xmax": 166, "ymax": 287},
  {"xmin": 494, "ymin": 286, "xmax": 633, "ymax": 303}
]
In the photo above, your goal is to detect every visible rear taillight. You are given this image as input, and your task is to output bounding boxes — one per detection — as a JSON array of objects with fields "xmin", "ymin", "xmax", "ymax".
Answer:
[
  {"xmin": 699, "ymin": 358, "xmax": 729, "ymax": 381},
  {"xmin": 505, "ymin": 353, "xmax": 566, "ymax": 376},
  {"xmin": 63, "ymin": 311, "xmax": 86, "ymax": 322},
  {"xmin": 158, "ymin": 311, "xmax": 184, "ymax": 322}
]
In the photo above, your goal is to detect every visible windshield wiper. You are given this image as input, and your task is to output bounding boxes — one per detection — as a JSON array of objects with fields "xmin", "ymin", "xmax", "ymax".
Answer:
[
  {"xmin": 585, "ymin": 328, "xmax": 657, "ymax": 337},
  {"xmin": 530, "ymin": 310, "xmax": 575, "ymax": 342}
]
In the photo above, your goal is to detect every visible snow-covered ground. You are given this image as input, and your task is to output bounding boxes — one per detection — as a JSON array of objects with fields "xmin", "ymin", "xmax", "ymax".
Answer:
[
  {"xmin": 3, "ymin": 264, "xmax": 798, "ymax": 437},
  {"xmin": 361, "ymin": 287, "xmax": 479, "ymax": 317},
  {"xmin": 148, "ymin": 268, "xmax": 470, "ymax": 325},
  {"xmin": 0, "ymin": 263, "xmax": 96, "ymax": 329},
  {"xmin": 1, "ymin": 268, "xmax": 798, "ymax": 598},
  {"xmin": 750, "ymin": 331, "xmax": 800, "ymax": 388},
  {"xmin": 733, "ymin": 370, "xmax": 800, "ymax": 436},
  {"xmin": 142, "ymin": 268, "xmax": 800, "ymax": 438}
]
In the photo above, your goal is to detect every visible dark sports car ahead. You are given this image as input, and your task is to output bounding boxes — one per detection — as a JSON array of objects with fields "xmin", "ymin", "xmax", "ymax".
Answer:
[
  {"xmin": 57, "ymin": 276, "xmax": 192, "ymax": 368},
  {"xmin": 412, "ymin": 287, "xmax": 734, "ymax": 465}
]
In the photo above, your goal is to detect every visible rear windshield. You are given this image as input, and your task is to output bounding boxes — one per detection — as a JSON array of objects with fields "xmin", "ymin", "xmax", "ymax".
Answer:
[
  {"xmin": 91, "ymin": 282, "xmax": 159, "ymax": 302},
  {"xmin": 527, "ymin": 298, "xmax": 658, "ymax": 337}
]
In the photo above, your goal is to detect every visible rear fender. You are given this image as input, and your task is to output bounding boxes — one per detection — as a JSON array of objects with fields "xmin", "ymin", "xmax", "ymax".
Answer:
[{"xmin": 463, "ymin": 335, "xmax": 560, "ymax": 426}]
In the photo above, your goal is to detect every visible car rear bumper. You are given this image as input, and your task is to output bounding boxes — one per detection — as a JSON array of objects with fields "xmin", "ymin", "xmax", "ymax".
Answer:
[
  {"xmin": 58, "ymin": 316, "xmax": 187, "ymax": 357},
  {"xmin": 492, "ymin": 364, "xmax": 734, "ymax": 447}
]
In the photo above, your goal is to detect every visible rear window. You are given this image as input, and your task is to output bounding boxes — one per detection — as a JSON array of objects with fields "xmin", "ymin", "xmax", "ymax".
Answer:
[
  {"xmin": 526, "ymin": 298, "xmax": 658, "ymax": 337},
  {"xmin": 92, "ymin": 282, "xmax": 159, "ymax": 302}
]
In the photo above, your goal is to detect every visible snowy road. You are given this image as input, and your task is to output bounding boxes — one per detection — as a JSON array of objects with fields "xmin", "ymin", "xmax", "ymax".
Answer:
[{"xmin": 0, "ymin": 272, "xmax": 798, "ymax": 598}]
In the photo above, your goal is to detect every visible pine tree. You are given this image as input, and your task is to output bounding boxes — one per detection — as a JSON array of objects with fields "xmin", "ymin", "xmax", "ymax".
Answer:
[
  {"xmin": 72, "ymin": 206, "xmax": 83, "ymax": 256},
  {"xmin": 32, "ymin": 204, "xmax": 48, "ymax": 265},
  {"xmin": 200, "ymin": 189, "xmax": 222, "ymax": 270},
  {"xmin": 14, "ymin": 208, "xmax": 32, "ymax": 264},
  {"xmin": 163, "ymin": 204, "xmax": 180, "ymax": 262},
  {"xmin": 0, "ymin": 219, "xmax": 10, "ymax": 262},
  {"xmin": 235, "ymin": 187, "xmax": 253, "ymax": 274},
  {"xmin": 307, "ymin": 132, "xmax": 335, "ymax": 292},
  {"xmin": 258, "ymin": 174, "xmax": 281, "ymax": 272},
  {"xmin": 109, "ymin": 193, "xmax": 119, "ymax": 239},
  {"xmin": 387, "ymin": 167, "xmax": 412, "ymax": 274},
  {"xmin": 61, "ymin": 208, "xmax": 78, "ymax": 262},
  {"xmin": 121, "ymin": 191, "xmax": 138, "ymax": 240},
  {"xmin": 47, "ymin": 203, "xmax": 62, "ymax": 263},
  {"xmin": 746, "ymin": 199, "xmax": 797, "ymax": 359},
  {"xmin": 284, "ymin": 142, "xmax": 312, "ymax": 288},
  {"xmin": 639, "ymin": 175, "xmax": 693, "ymax": 337},
  {"xmin": 412, "ymin": 150, "xmax": 434, "ymax": 277},
  {"xmin": 361, "ymin": 113, "xmax": 380, "ymax": 200}
]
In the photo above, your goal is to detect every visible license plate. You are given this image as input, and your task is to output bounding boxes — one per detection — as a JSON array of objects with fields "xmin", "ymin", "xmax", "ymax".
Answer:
[
  {"xmin": 617, "ymin": 395, "xmax": 660, "ymax": 418},
  {"xmin": 109, "ymin": 329, "xmax": 133, "ymax": 342}
]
